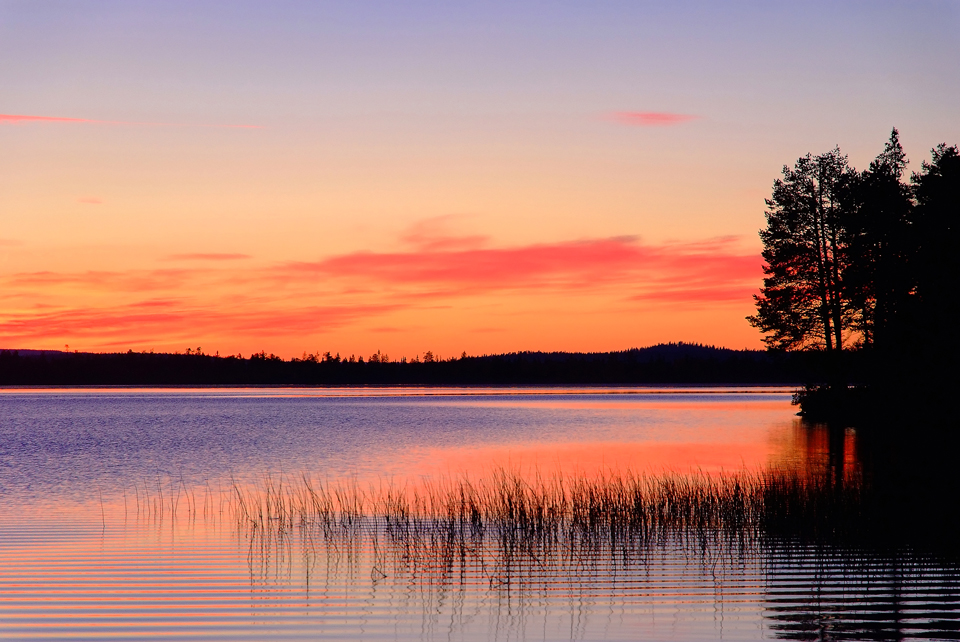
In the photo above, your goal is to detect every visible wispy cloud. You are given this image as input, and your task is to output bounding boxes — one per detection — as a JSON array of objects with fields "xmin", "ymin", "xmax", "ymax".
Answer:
[
  {"xmin": 400, "ymin": 215, "xmax": 489, "ymax": 251},
  {"xmin": 8, "ymin": 268, "xmax": 198, "ymax": 292},
  {"xmin": 289, "ymin": 237, "xmax": 643, "ymax": 288},
  {"xmin": 0, "ymin": 233, "xmax": 760, "ymax": 350},
  {"xmin": 0, "ymin": 113, "xmax": 263, "ymax": 129},
  {"xmin": 0, "ymin": 114, "xmax": 94, "ymax": 124},
  {"xmin": 164, "ymin": 253, "xmax": 252, "ymax": 262},
  {"xmin": 0, "ymin": 301, "xmax": 400, "ymax": 344},
  {"xmin": 609, "ymin": 112, "xmax": 699, "ymax": 126},
  {"xmin": 3, "ymin": 237, "xmax": 757, "ymax": 300},
  {"xmin": 279, "ymin": 236, "xmax": 758, "ymax": 300},
  {"xmin": 632, "ymin": 286, "xmax": 758, "ymax": 303},
  {"xmin": 78, "ymin": 196, "xmax": 102, "ymax": 204}
]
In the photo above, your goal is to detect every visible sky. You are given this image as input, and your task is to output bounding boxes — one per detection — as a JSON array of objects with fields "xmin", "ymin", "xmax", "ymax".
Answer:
[{"xmin": 1, "ymin": 1, "xmax": 958, "ymax": 359}]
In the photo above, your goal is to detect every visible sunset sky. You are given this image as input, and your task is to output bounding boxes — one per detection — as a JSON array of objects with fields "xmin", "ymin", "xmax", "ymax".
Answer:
[{"xmin": 1, "ymin": 1, "xmax": 958, "ymax": 359}]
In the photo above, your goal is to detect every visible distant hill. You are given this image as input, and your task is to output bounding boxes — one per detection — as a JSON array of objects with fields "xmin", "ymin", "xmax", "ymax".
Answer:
[{"xmin": 0, "ymin": 343, "xmax": 818, "ymax": 386}]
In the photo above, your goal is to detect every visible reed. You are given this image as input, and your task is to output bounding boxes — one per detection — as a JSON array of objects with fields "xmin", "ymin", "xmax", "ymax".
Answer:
[{"xmin": 230, "ymin": 467, "xmax": 861, "ymax": 584}]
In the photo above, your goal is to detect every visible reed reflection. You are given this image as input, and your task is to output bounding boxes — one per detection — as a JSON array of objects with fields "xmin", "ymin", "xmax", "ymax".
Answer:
[
  {"xmin": 763, "ymin": 546, "xmax": 960, "ymax": 641},
  {"xmin": 5, "ymin": 390, "xmax": 960, "ymax": 640},
  {"xmin": 225, "ymin": 417, "xmax": 960, "ymax": 642},
  {"xmin": 226, "ymin": 462, "xmax": 960, "ymax": 642}
]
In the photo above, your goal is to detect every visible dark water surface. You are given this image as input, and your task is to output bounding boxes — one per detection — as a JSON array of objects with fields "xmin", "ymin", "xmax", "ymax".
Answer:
[{"xmin": 0, "ymin": 387, "xmax": 957, "ymax": 640}]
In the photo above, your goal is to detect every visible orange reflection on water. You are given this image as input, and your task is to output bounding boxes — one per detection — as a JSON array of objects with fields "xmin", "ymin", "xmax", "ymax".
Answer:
[
  {"xmin": 395, "ymin": 438, "xmax": 785, "ymax": 483},
  {"xmin": 383, "ymin": 421, "xmax": 863, "ymax": 488},
  {"xmin": 444, "ymin": 399, "xmax": 792, "ymax": 412},
  {"xmin": 772, "ymin": 421, "xmax": 861, "ymax": 482}
]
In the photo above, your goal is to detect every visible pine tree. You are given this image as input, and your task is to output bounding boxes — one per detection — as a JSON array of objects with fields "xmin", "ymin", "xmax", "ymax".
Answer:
[
  {"xmin": 748, "ymin": 148, "xmax": 857, "ymax": 352},
  {"xmin": 911, "ymin": 143, "xmax": 960, "ymax": 355},
  {"xmin": 845, "ymin": 129, "xmax": 914, "ymax": 350}
]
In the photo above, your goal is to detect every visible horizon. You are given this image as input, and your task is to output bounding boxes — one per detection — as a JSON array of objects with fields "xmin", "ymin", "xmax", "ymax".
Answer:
[
  {"xmin": 0, "ymin": 339, "xmax": 760, "ymax": 361},
  {"xmin": 2, "ymin": 2, "xmax": 958, "ymax": 359}
]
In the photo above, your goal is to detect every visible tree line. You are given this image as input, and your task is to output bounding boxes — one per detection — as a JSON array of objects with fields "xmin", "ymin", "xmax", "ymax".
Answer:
[
  {"xmin": 0, "ymin": 343, "xmax": 814, "ymax": 385},
  {"xmin": 749, "ymin": 129, "xmax": 958, "ymax": 410}
]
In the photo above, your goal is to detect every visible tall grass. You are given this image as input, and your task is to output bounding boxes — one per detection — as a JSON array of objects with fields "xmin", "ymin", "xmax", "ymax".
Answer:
[{"xmin": 229, "ymin": 467, "xmax": 862, "ymax": 586}]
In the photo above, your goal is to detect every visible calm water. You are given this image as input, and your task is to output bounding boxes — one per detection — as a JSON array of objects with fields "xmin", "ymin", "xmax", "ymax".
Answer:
[{"xmin": 0, "ymin": 387, "xmax": 957, "ymax": 640}]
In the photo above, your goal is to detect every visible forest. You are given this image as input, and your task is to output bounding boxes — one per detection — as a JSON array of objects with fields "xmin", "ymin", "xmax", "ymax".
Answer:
[
  {"xmin": 749, "ymin": 130, "xmax": 958, "ymax": 420},
  {"xmin": 0, "ymin": 343, "xmax": 815, "ymax": 386}
]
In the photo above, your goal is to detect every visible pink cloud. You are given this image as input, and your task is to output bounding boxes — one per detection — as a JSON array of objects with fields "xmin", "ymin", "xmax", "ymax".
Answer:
[
  {"xmin": 280, "ymin": 236, "xmax": 759, "ymax": 299},
  {"xmin": 633, "ymin": 286, "xmax": 761, "ymax": 304},
  {"xmin": 0, "ymin": 239, "xmax": 22, "ymax": 247},
  {"xmin": 3, "ymin": 236, "xmax": 759, "ymax": 304},
  {"xmin": 0, "ymin": 234, "xmax": 762, "ymax": 350},
  {"xmin": 164, "ymin": 253, "xmax": 252, "ymax": 262},
  {"xmin": 78, "ymin": 196, "xmax": 102, "ymax": 204},
  {"xmin": 0, "ymin": 114, "xmax": 93, "ymax": 124},
  {"xmin": 0, "ymin": 113, "xmax": 262, "ymax": 129},
  {"xmin": 0, "ymin": 301, "xmax": 401, "ymax": 344},
  {"xmin": 610, "ymin": 112, "xmax": 699, "ymax": 126},
  {"xmin": 400, "ymin": 215, "xmax": 489, "ymax": 251},
  {"xmin": 8, "ymin": 268, "xmax": 198, "ymax": 292},
  {"xmin": 285, "ymin": 237, "xmax": 642, "ymax": 287}
]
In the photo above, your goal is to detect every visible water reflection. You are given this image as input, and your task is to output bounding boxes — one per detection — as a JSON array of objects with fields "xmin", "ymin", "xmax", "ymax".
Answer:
[
  {"xmin": 0, "ymin": 386, "xmax": 799, "ymax": 509},
  {"xmin": 764, "ymin": 546, "xmax": 960, "ymax": 640},
  {"xmin": 774, "ymin": 422, "xmax": 862, "ymax": 484},
  {"xmin": 1, "ymin": 388, "xmax": 959, "ymax": 640}
]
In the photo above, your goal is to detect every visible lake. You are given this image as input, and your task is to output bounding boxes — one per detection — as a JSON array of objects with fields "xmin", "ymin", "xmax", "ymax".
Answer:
[{"xmin": 1, "ymin": 387, "xmax": 957, "ymax": 640}]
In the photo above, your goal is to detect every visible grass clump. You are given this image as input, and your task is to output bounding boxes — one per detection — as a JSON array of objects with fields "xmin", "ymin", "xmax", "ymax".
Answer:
[{"xmin": 230, "ymin": 467, "xmax": 860, "ymax": 585}]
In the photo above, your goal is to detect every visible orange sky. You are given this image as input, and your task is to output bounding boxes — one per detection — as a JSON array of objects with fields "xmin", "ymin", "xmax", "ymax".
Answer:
[
  {"xmin": 0, "ymin": 214, "xmax": 764, "ymax": 358},
  {"xmin": 2, "ymin": 2, "xmax": 957, "ymax": 359}
]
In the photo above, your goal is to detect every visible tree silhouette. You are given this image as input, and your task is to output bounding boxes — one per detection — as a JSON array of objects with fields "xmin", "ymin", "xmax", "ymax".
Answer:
[
  {"xmin": 911, "ymin": 143, "xmax": 960, "ymax": 360},
  {"xmin": 751, "ymin": 131, "xmax": 959, "ymax": 415},
  {"xmin": 748, "ymin": 148, "xmax": 857, "ymax": 352},
  {"xmin": 845, "ymin": 129, "xmax": 914, "ymax": 350}
]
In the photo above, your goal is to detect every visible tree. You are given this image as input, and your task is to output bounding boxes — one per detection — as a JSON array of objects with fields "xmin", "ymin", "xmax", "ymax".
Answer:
[
  {"xmin": 753, "ymin": 131, "xmax": 959, "ymax": 415},
  {"xmin": 748, "ymin": 148, "xmax": 857, "ymax": 352},
  {"xmin": 911, "ymin": 143, "xmax": 960, "ymax": 354},
  {"xmin": 844, "ymin": 129, "xmax": 914, "ymax": 350}
]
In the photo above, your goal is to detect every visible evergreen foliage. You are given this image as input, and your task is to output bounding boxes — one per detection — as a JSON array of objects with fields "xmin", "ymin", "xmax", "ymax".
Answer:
[
  {"xmin": 0, "ymin": 343, "xmax": 813, "ymax": 385},
  {"xmin": 750, "ymin": 129, "xmax": 959, "ymax": 418}
]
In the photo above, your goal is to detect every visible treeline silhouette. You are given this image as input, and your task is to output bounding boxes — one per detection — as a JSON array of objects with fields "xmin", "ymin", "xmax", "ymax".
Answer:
[
  {"xmin": 0, "ymin": 343, "xmax": 822, "ymax": 386},
  {"xmin": 748, "ymin": 130, "xmax": 959, "ymax": 420}
]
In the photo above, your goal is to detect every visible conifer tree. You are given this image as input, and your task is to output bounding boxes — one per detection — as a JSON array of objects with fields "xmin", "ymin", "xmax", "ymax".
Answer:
[
  {"xmin": 911, "ymin": 143, "xmax": 960, "ymax": 354},
  {"xmin": 748, "ymin": 149, "xmax": 856, "ymax": 351},
  {"xmin": 845, "ymin": 129, "xmax": 914, "ymax": 349}
]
